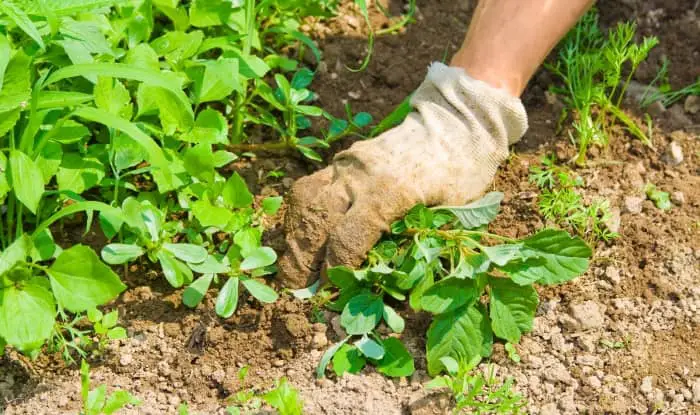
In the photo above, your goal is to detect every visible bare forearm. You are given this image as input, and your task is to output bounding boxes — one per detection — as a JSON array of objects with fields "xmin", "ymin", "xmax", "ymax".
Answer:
[{"xmin": 451, "ymin": 0, "xmax": 595, "ymax": 97}]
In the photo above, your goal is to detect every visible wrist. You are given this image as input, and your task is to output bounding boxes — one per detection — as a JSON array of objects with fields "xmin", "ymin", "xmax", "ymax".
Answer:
[{"xmin": 449, "ymin": 49, "xmax": 525, "ymax": 98}]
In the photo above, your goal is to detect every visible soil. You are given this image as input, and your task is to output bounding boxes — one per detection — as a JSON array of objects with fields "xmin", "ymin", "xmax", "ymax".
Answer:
[{"xmin": 2, "ymin": 1, "xmax": 699, "ymax": 414}]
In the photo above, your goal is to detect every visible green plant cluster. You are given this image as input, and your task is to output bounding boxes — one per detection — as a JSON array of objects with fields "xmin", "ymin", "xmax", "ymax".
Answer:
[
  {"xmin": 317, "ymin": 193, "xmax": 592, "ymax": 378},
  {"xmin": 0, "ymin": 0, "xmax": 359, "ymax": 358},
  {"xmin": 547, "ymin": 8, "xmax": 658, "ymax": 165},
  {"xmin": 80, "ymin": 359, "xmax": 141, "ymax": 415},
  {"xmin": 529, "ymin": 155, "xmax": 618, "ymax": 243}
]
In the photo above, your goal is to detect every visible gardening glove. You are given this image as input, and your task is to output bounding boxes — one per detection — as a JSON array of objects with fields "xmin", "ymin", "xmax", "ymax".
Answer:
[{"xmin": 278, "ymin": 62, "xmax": 528, "ymax": 288}]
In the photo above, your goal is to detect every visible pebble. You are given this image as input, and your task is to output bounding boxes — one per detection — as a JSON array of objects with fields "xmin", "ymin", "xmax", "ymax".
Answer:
[
  {"xmin": 539, "ymin": 402, "xmax": 561, "ymax": 415},
  {"xmin": 692, "ymin": 378, "xmax": 700, "ymax": 402},
  {"xmin": 640, "ymin": 376, "xmax": 654, "ymax": 394},
  {"xmin": 545, "ymin": 362, "xmax": 574, "ymax": 385},
  {"xmin": 569, "ymin": 301, "xmax": 605, "ymax": 329},
  {"xmin": 605, "ymin": 266, "xmax": 622, "ymax": 284},
  {"xmin": 273, "ymin": 359, "xmax": 285, "ymax": 367},
  {"xmin": 119, "ymin": 353, "xmax": 133, "ymax": 366},
  {"xmin": 330, "ymin": 315, "xmax": 347, "ymax": 338},
  {"xmin": 623, "ymin": 196, "xmax": 644, "ymax": 214},
  {"xmin": 587, "ymin": 376, "xmax": 602, "ymax": 389},
  {"xmin": 647, "ymin": 100, "xmax": 666, "ymax": 117},
  {"xmin": 670, "ymin": 191, "xmax": 685, "ymax": 206},
  {"xmin": 684, "ymin": 95, "xmax": 699, "ymax": 114},
  {"xmin": 604, "ymin": 208, "xmax": 621, "ymax": 233},
  {"xmin": 667, "ymin": 105, "xmax": 693, "ymax": 130},
  {"xmin": 661, "ymin": 141, "xmax": 684, "ymax": 166},
  {"xmin": 311, "ymin": 331, "xmax": 328, "ymax": 349}
]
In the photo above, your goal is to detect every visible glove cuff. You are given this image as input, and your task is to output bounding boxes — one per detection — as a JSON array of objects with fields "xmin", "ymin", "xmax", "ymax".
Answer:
[{"xmin": 413, "ymin": 62, "xmax": 528, "ymax": 145}]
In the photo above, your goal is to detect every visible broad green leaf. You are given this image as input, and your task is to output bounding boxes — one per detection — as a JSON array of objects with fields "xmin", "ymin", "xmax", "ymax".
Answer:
[
  {"xmin": 190, "ymin": 0, "xmax": 234, "ymax": 27},
  {"xmin": 223, "ymin": 172, "xmax": 253, "ymax": 208},
  {"xmin": 9, "ymin": 150, "xmax": 44, "ymax": 214},
  {"xmin": 151, "ymin": 30, "xmax": 203, "ymax": 62},
  {"xmin": 0, "ymin": 234, "xmax": 31, "ymax": 276},
  {"xmin": 189, "ymin": 58, "xmax": 239, "ymax": 103},
  {"xmin": 113, "ymin": 133, "xmax": 147, "ymax": 171},
  {"xmin": 183, "ymin": 274, "xmax": 214, "ymax": 308},
  {"xmin": 426, "ymin": 305, "xmax": 493, "ymax": 375},
  {"xmin": 47, "ymin": 245, "xmax": 126, "ymax": 313},
  {"xmin": 189, "ymin": 255, "xmax": 230, "ymax": 274},
  {"xmin": 156, "ymin": 250, "xmax": 192, "ymax": 288},
  {"xmin": 103, "ymin": 390, "xmax": 140, "ymax": 414},
  {"xmin": 22, "ymin": 0, "xmax": 117, "ymax": 17},
  {"xmin": 0, "ymin": 35, "xmax": 10, "ymax": 91},
  {"xmin": 332, "ymin": 344, "xmax": 366, "ymax": 376},
  {"xmin": 36, "ymin": 91, "xmax": 93, "ymax": 109},
  {"xmin": 192, "ymin": 199, "xmax": 234, "ymax": 229},
  {"xmin": 58, "ymin": 18, "xmax": 112, "ymax": 56},
  {"xmin": 409, "ymin": 266, "xmax": 434, "ymax": 311},
  {"xmin": 241, "ymin": 278, "xmax": 278, "ymax": 303},
  {"xmin": 0, "ymin": 108, "xmax": 21, "ymax": 138},
  {"xmin": 489, "ymin": 277, "xmax": 538, "ymax": 344},
  {"xmin": 0, "ymin": 50, "xmax": 30, "ymax": 112},
  {"xmin": 30, "ymin": 229, "xmax": 59, "ymax": 262},
  {"xmin": 46, "ymin": 63, "xmax": 184, "ymax": 94},
  {"xmin": 101, "ymin": 244, "xmax": 144, "ymax": 265},
  {"xmin": 317, "ymin": 337, "xmax": 349, "ymax": 378},
  {"xmin": 0, "ymin": 277, "xmax": 55, "ymax": 352},
  {"xmin": 163, "ymin": 243, "xmax": 208, "ymax": 264},
  {"xmin": 87, "ymin": 385, "xmax": 107, "ymax": 414},
  {"xmin": 213, "ymin": 151, "xmax": 236, "ymax": 167},
  {"xmin": 435, "ymin": 192, "xmax": 504, "ymax": 229},
  {"xmin": 354, "ymin": 335, "xmax": 384, "ymax": 360},
  {"xmin": 501, "ymin": 229, "xmax": 591, "ymax": 285},
  {"xmin": 262, "ymin": 378, "xmax": 303, "ymax": 415},
  {"xmin": 56, "ymin": 153, "xmax": 105, "ymax": 194},
  {"xmin": 234, "ymin": 227, "xmax": 261, "ymax": 257},
  {"xmin": 72, "ymin": 107, "xmax": 174, "ymax": 192},
  {"xmin": 482, "ymin": 244, "xmax": 524, "ymax": 267},
  {"xmin": 124, "ymin": 43, "xmax": 160, "ymax": 71},
  {"xmin": 240, "ymin": 247, "xmax": 276, "ymax": 271},
  {"xmin": 0, "ymin": 152, "xmax": 9, "ymax": 202},
  {"xmin": 183, "ymin": 143, "xmax": 215, "ymax": 183},
  {"xmin": 0, "ymin": 2, "xmax": 45, "ymax": 49},
  {"xmin": 420, "ymin": 277, "xmax": 477, "ymax": 315},
  {"xmin": 340, "ymin": 293, "xmax": 383, "ymax": 335},
  {"xmin": 382, "ymin": 304, "xmax": 405, "ymax": 333},
  {"xmin": 376, "ymin": 337, "xmax": 415, "ymax": 377},
  {"xmin": 262, "ymin": 196, "xmax": 283, "ymax": 215},
  {"xmin": 136, "ymin": 84, "xmax": 194, "ymax": 135},
  {"xmin": 94, "ymin": 77, "xmax": 132, "ymax": 119},
  {"xmin": 327, "ymin": 266, "xmax": 358, "ymax": 290},
  {"xmin": 215, "ymin": 276, "xmax": 239, "ymax": 318},
  {"xmin": 49, "ymin": 120, "xmax": 90, "ymax": 144},
  {"xmin": 291, "ymin": 68, "xmax": 314, "ymax": 89},
  {"xmin": 352, "ymin": 112, "xmax": 372, "ymax": 127},
  {"xmin": 181, "ymin": 108, "xmax": 228, "ymax": 144}
]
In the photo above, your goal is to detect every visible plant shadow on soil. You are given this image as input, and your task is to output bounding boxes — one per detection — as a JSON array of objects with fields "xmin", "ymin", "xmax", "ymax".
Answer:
[{"xmin": 2, "ymin": 0, "xmax": 699, "ymax": 414}]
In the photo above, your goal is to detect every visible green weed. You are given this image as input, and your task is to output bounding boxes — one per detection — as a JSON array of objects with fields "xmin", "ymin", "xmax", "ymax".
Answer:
[
  {"xmin": 317, "ymin": 193, "xmax": 592, "ymax": 378},
  {"xmin": 80, "ymin": 360, "xmax": 140, "ymax": 415},
  {"xmin": 644, "ymin": 183, "xmax": 672, "ymax": 211},
  {"xmin": 547, "ymin": 8, "xmax": 658, "ymax": 165},
  {"xmin": 426, "ymin": 356, "xmax": 526, "ymax": 414},
  {"xmin": 529, "ymin": 156, "xmax": 618, "ymax": 243},
  {"xmin": 50, "ymin": 308, "xmax": 127, "ymax": 365}
]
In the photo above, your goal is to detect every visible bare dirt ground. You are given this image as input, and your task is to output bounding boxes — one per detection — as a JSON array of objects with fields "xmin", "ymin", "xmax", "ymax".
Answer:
[{"xmin": 2, "ymin": 1, "xmax": 699, "ymax": 414}]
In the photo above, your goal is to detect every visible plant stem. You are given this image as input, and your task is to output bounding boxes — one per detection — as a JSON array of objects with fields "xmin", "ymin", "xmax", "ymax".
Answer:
[{"xmin": 227, "ymin": 142, "xmax": 291, "ymax": 153}]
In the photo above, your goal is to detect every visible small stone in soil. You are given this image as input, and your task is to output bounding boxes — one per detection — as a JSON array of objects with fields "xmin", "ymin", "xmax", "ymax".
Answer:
[
  {"xmin": 661, "ymin": 141, "xmax": 684, "ymax": 166},
  {"xmin": 311, "ymin": 331, "xmax": 328, "ymax": 349},
  {"xmin": 569, "ymin": 300, "xmax": 605, "ymax": 330},
  {"xmin": 684, "ymin": 95, "xmax": 699, "ymax": 114},
  {"xmin": 670, "ymin": 191, "xmax": 685, "ymax": 206},
  {"xmin": 605, "ymin": 266, "xmax": 622, "ymax": 284},
  {"xmin": 119, "ymin": 353, "xmax": 133, "ymax": 366},
  {"xmin": 692, "ymin": 378, "xmax": 700, "ymax": 402},
  {"xmin": 623, "ymin": 196, "xmax": 644, "ymax": 214},
  {"xmin": 640, "ymin": 376, "xmax": 654, "ymax": 394}
]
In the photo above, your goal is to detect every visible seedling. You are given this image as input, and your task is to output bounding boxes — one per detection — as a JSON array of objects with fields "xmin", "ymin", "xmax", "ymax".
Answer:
[
  {"xmin": 318, "ymin": 192, "xmax": 592, "ymax": 378},
  {"xmin": 426, "ymin": 356, "xmax": 526, "ymax": 414},
  {"xmin": 644, "ymin": 183, "xmax": 671, "ymax": 211},
  {"xmin": 226, "ymin": 368, "xmax": 303, "ymax": 415},
  {"xmin": 529, "ymin": 155, "xmax": 618, "ymax": 243},
  {"xmin": 50, "ymin": 308, "xmax": 127, "ymax": 365},
  {"xmin": 548, "ymin": 9, "xmax": 658, "ymax": 165},
  {"xmin": 80, "ymin": 360, "xmax": 140, "ymax": 415}
]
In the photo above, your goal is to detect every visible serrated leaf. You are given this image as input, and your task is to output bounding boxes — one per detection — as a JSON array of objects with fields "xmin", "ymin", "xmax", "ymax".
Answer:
[
  {"xmin": 340, "ymin": 293, "xmax": 383, "ymax": 335},
  {"xmin": 332, "ymin": 344, "xmax": 366, "ymax": 376},
  {"xmin": 489, "ymin": 277, "xmax": 538, "ymax": 344},
  {"xmin": 436, "ymin": 192, "xmax": 504, "ymax": 229},
  {"xmin": 426, "ymin": 305, "xmax": 492, "ymax": 375},
  {"xmin": 223, "ymin": 172, "xmax": 253, "ymax": 208},
  {"xmin": 376, "ymin": 337, "xmax": 415, "ymax": 377},
  {"xmin": 262, "ymin": 378, "xmax": 303, "ymax": 415},
  {"xmin": 190, "ymin": 58, "xmax": 239, "ymax": 103},
  {"xmin": 501, "ymin": 229, "xmax": 591, "ymax": 285},
  {"xmin": 420, "ymin": 278, "xmax": 477, "ymax": 315},
  {"xmin": 47, "ymin": 245, "xmax": 127, "ymax": 313}
]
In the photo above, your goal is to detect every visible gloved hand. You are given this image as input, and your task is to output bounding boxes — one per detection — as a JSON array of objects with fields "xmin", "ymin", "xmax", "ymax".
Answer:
[{"xmin": 278, "ymin": 62, "xmax": 528, "ymax": 288}]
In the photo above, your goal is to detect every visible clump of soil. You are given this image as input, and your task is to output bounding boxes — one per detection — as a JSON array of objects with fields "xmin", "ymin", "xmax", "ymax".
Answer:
[{"xmin": 2, "ymin": 1, "xmax": 699, "ymax": 414}]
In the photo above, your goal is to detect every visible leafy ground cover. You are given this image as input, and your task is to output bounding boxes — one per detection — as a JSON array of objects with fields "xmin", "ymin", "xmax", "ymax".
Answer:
[{"xmin": 1, "ymin": 0, "xmax": 699, "ymax": 414}]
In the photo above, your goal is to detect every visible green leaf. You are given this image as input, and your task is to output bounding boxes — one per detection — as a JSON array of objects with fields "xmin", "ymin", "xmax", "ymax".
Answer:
[
  {"xmin": 136, "ymin": 84, "xmax": 194, "ymax": 135},
  {"xmin": 192, "ymin": 199, "xmax": 235, "ymax": 229},
  {"xmin": 317, "ymin": 337, "xmax": 349, "ymax": 378},
  {"xmin": 263, "ymin": 378, "xmax": 303, "ymax": 415},
  {"xmin": 157, "ymin": 250, "xmax": 192, "ymax": 288},
  {"xmin": 354, "ymin": 335, "xmax": 384, "ymax": 360},
  {"xmin": 297, "ymin": 145, "xmax": 322, "ymax": 162},
  {"xmin": 56, "ymin": 152, "xmax": 105, "ymax": 194},
  {"xmin": 107, "ymin": 327, "xmax": 127, "ymax": 341},
  {"xmin": 0, "ymin": 50, "xmax": 30, "ymax": 112},
  {"xmin": 482, "ymin": 244, "xmax": 524, "ymax": 267},
  {"xmin": 9, "ymin": 150, "xmax": 44, "ymax": 214},
  {"xmin": 223, "ymin": 172, "xmax": 253, "ymax": 208},
  {"xmin": 332, "ymin": 344, "xmax": 366, "ymax": 376},
  {"xmin": 489, "ymin": 277, "xmax": 538, "ymax": 344},
  {"xmin": 501, "ymin": 229, "xmax": 591, "ymax": 285},
  {"xmin": 327, "ymin": 266, "xmax": 359, "ymax": 290},
  {"xmin": 49, "ymin": 120, "xmax": 90, "ymax": 144},
  {"xmin": 94, "ymin": 77, "xmax": 132, "ymax": 119},
  {"xmin": 189, "ymin": 255, "xmax": 230, "ymax": 274},
  {"xmin": 183, "ymin": 274, "xmax": 214, "ymax": 308},
  {"xmin": 101, "ymin": 244, "xmax": 144, "ymax": 265},
  {"xmin": 183, "ymin": 143, "xmax": 215, "ymax": 183},
  {"xmin": 0, "ymin": 2, "xmax": 45, "ymax": 49},
  {"xmin": 241, "ymin": 279, "xmax": 278, "ymax": 303},
  {"xmin": 47, "ymin": 245, "xmax": 126, "ymax": 313},
  {"xmin": 36, "ymin": 91, "xmax": 93, "ymax": 110},
  {"xmin": 46, "ymin": 63, "xmax": 184, "ymax": 94},
  {"xmin": 215, "ymin": 276, "xmax": 239, "ymax": 318},
  {"xmin": 189, "ymin": 0, "xmax": 234, "ymax": 27},
  {"xmin": 382, "ymin": 304, "xmax": 405, "ymax": 333},
  {"xmin": 0, "ymin": 35, "xmax": 10, "ymax": 91},
  {"xmin": 151, "ymin": 30, "xmax": 203, "ymax": 64},
  {"xmin": 645, "ymin": 183, "xmax": 672, "ymax": 211},
  {"xmin": 436, "ymin": 192, "xmax": 504, "ymax": 229},
  {"xmin": 234, "ymin": 227, "xmax": 261, "ymax": 257},
  {"xmin": 0, "ymin": 108, "xmax": 21, "ymax": 138},
  {"xmin": 262, "ymin": 196, "xmax": 283, "ymax": 215},
  {"xmin": 181, "ymin": 108, "xmax": 228, "ymax": 144},
  {"xmin": 103, "ymin": 390, "xmax": 140, "ymax": 414},
  {"xmin": 0, "ymin": 276, "xmax": 55, "ymax": 352},
  {"xmin": 240, "ymin": 247, "xmax": 277, "ymax": 271},
  {"xmin": 420, "ymin": 278, "xmax": 477, "ymax": 315},
  {"xmin": 426, "ymin": 305, "xmax": 493, "ymax": 375},
  {"xmin": 376, "ymin": 337, "xmax": 415, "ymax": 377},
  {"xmin": 113, "ymin": 133, "xmax": 147, "ymax": 171},
  {"xmin": 340, "ymin": 293, "xmax": 383, "ymax": 335},
  {"xmin": 409, "ymin": 267, "xmax": 434, "ymax": 311},
  {"xmin": 352, "ymin": 112, "xmax": 372, "ymax": 127},
  {"xmin": 162, "ymin": 243, "xmax": 208, "ymax": 264},
  {"xmin": 0, "ymin": 234, "xmax": 31, "ymax": 275},
  {"xmin": 190, "ymin": 58, "xmax": 239, "ymax": 103}
]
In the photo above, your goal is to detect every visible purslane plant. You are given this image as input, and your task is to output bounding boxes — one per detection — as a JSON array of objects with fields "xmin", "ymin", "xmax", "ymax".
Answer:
[{"xmin": 317, "ymin": 193, "xmax": 592, "ymax": 378}]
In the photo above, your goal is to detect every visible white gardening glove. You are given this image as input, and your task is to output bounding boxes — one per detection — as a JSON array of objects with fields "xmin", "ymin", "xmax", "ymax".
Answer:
[{"xmin": 278, "ymin": 62, "xmax": 528, "ymax": 288}]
